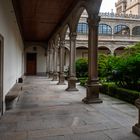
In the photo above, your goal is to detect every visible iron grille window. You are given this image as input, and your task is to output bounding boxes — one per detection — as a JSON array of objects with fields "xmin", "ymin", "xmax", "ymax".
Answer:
[
  {"xmin": 132, "ymin": 26, "xmax": 140, "ymax": 36},
  {"xmin": 99, "ymin": 24, "xmax": 112, "ymax": 35},
  {"xmin": 77, "ymin": 23, "xmax": 88, "ymax": 34},
  {"xmin": 114, "ymin": 25, "xmax": 130, "ymax": 35}
]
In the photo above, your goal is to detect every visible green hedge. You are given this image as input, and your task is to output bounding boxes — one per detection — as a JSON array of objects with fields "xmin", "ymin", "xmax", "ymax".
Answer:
[
  {"xmin": 79, "ymin": 77, "xmax": 87, "ymax": 86},
  {"xmin": 100, "ymin": 83, "xmax": 140, "ymax": 104}
]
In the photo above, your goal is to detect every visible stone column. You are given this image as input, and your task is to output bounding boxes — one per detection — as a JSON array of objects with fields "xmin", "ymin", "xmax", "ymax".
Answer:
[
  {"xmin": 132, "ymin": 98, "xmax": 140, "ymax": 137},
  {"xmin": 57, "ymin": 40, "xmax": 66, "ymax": 85},
  {"xmin": 49, "ymin": 48, "xmax": 53, "ymax": 78},
  {"xmin": 66, "ymin": 32, "xmax": 78, "ymax": 91},
  {"xmin": 52, "ymin": 48, "xmax": 58, "ymax": 81},
  {"xmin": 130, "ymin": 27, "xmax": 133, "ymax": 37},
  {"xmin": 82, "ymin": 15, "xmax": 102, "ymax": 104},
  {"xmin": 46, "ymin": 49, "xmax": 50, "ymax": 77}
]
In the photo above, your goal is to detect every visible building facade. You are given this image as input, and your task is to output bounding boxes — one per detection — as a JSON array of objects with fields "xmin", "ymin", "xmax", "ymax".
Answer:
[
  {"xmin": 116, "ymin": 0, "xmax": 140, "ymax": 15},
  {"xmin": 64, "ymin": 9, "xmax": 140, "ymax": 68}
]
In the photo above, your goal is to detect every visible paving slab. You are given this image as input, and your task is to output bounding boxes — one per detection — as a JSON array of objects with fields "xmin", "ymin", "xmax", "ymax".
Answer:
[{"xmin": 0, "ymin": 76, "xmax": 139, "ymax": 140}]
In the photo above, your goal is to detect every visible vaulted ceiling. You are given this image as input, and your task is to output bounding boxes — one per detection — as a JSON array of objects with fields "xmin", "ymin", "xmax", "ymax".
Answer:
[{"xmin": 12, "ymin": 0, "xmax": 79, "ymax": 42}]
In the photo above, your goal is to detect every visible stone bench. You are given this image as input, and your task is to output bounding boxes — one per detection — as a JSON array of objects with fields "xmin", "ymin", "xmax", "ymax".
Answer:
[{"xmin": 5, "ymin": 83, "xmax": 22, "ymax": 110}]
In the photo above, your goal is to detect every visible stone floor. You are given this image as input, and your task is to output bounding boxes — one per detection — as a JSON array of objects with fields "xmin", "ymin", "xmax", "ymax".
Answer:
[{"xmin": 0, "ymin": 76, "xmax": 140, "ymax": 140}]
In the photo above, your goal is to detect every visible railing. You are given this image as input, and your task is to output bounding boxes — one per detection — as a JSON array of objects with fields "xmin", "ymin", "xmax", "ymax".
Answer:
[
  {"xmin": 98, "ymin": 35, "xmax": 140, "ymax": 42},
  {"xmin": 99, "ymin": 12, "xmax": 140, "ymax": 20},
  {"xmin": 81, "ymin": 12, "xmax": 140, "ymax": 20},
  {"xmin": 65, "ymin": 33, "xmax": 140, "ymax": 42}
]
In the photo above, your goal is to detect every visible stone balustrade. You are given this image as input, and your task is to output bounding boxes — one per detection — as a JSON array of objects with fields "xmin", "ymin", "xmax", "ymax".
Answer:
[{"xmin": 99, "ymin": 12, "xmax": 140, "ymax": 20}]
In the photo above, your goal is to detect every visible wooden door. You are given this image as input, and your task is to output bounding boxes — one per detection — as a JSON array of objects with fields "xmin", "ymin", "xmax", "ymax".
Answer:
[{"xmin": 26, "ymin": 53, "xmax": 37, "ymax": 75}]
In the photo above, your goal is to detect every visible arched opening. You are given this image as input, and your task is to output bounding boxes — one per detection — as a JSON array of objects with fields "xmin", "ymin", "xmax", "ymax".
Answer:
[
  {"xmin": 0, "ymin": 34, "xmax": 4, "ymax": 116},
  {"xmin": 76, "ymin": 46, "xmax": 88, "ymax": 59},
  {"xmin": 98, "ymin": 46, "xmax": 111, "ymax": 55},
  {"xmin": 132, "ymin": 26, "xmax": 140, "ymax": 36},
  {"xmin": 114, "ymin": 25, "xmax": 130, "ymax": 35},
  {"xmin": 98, "ymin": 24, "xmax": 112, "ymax": 35},
  {"xmin": 114, "ymin": 47, "xmax": 126, "ymax": 55}
]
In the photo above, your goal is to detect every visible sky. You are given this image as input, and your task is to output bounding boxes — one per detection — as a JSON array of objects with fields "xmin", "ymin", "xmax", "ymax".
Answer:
[{"xmin": 100, "ymin": 0, "xmax": 117, "ymax": 13}]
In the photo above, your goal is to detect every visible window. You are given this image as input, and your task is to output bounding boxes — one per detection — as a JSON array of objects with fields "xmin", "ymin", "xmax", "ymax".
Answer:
[
  {"xmin": 114, "ymin": 25, "xmax": 130, "ymax": 35},
  {"xmin": 99, "ymin": 24, "xmax": 112, "ymax": 35},
  {"xmin": 132, "ymin": 26, "xmax": 140, "ymax": 36},
  {"xmin": 77, "ymin": 23, "xmax": 88, "ymax": 34}
]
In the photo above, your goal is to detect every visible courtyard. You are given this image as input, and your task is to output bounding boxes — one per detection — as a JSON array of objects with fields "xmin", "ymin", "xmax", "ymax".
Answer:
[{"xmin": 0, "ymin": 76, "xmax": 139, "ymax": 140}]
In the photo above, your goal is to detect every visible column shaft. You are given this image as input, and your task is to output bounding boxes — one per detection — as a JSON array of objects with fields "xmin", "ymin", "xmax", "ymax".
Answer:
[
  {"xmin": 57, "ymin": 41, "xmax": 66, "ymax": 85},
  {"xmin": 82, "ymin": 15, "xmax": 102, "ymax": 104},
  {"xmin": 46, "ymin": 50, "xmax": 50, "ymax": 77},
  {"xmin": 49, "ymin": 49, "xmax": 53, "ymax": 78},
  {"xmin": 52, "ymin": 48, "xmax": 58, "ymax": 81},
  {"xmin": 132, "ymin": 98, "xmax": 140, "ymax": 136},
  {"xmin": 66, "ymin": 32, "xmax": 78, "ymax": 91}
]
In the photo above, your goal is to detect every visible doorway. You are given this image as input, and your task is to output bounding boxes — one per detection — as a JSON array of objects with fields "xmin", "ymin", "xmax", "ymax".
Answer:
[
  {"xmin": 0, "ymin": 35, "xmax": 4, "ymax": 116},
  {"xmin": 26, "ymin": 53, "xmax": 37, "ymax": 75}
]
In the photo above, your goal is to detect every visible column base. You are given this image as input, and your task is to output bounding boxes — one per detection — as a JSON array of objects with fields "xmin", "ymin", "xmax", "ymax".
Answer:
[
  {"xmin": 49, "ymin": 72, "xmax": 53, "ymax": 78},
  {"xmin": 57, "ymin": 73, "xmax": 66, "ymax": 85},
  {"xmin": 46, "ymin": 72, "xmax": 49, "ymax": 78},
  {"xmin": 57, "ymin": 82, "xmax": 66, "ymax": 85},
  {"xmin": 82, "ymin": 81, "xmax": 102, "ymax": 104},
  {"xmin": 52, "ymin": 72, "xmax": 58, "ymax": 81},
  {"xmin": 82, "ymin": 97, "xmax": 102, "ymax": 104},
  {"xmin": 132, "ymin": 124, "xmax": 140, "ymax": 137},
  {"xmin": 66, "ymin": 77, "xmax": 78, "ymax": 91}
]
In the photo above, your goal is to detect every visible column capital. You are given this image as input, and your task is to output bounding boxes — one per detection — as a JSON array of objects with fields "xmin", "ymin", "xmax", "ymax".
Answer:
[
  {"xmin": 87, "ymin": 15, "xmax": 100, "ymax": 27},
  {"xmin": 54, "ymin": 47, "xmax": 58, "ymax": 53},
  {"xmin": 59, "ymin": 40, "xmax": 65, "ymax": 48},
  {"xmin": 50, "ymin": 48, "xmax": 53, "ymax": 53},
  {"xmin": 69, "ymin": 32, "xmax": 77, "ymax": 41}
]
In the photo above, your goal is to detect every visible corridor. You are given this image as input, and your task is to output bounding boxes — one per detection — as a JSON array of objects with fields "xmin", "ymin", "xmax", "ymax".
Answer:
[{"xmin": 0, "ymin": 76, "xmax": 139, "ymax": 140}]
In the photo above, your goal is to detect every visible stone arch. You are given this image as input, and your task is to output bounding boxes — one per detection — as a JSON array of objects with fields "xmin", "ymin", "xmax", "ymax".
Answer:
[
  {"xmin": 114, "ymin": 24, "xmax": 130, "ymax": 35},
  {"xmin": 68, "ymin": 6, "xmax": 85, "ymax": 33},
  {"xmin": 64, "ymin": 24, "xmax": 71, "ymax": 41},
  {"xmin": 98, "ymin": 46, "xmax": 111, "ymax": 55},
  {"xmin": 114, "ymin": 46, "xmax": 126, "ymax": 55},
  {"xmin": 76, "ymin": 46, "xmax": 88, "ymax": 49},
  {"xmin": 0, "ymin": 34, "xmax": 4, "ymax": 115},
  {"xmin": 76, "ymin": 46, "xmax": 88, "ymax": 59},
  {"xmin": 54, "ymin": 34, "xmax": 60, "ymax": 47},
  {"xmin": 99, "ymin": 24, "xmax": 112, "ymax": 35},
  {"xmin": 132, "ymin": 26, "xmax": 140, "ymax": 36},
  {"xmin": 59, "ymin": 24, "xmax": 70, "ymax": 41}
]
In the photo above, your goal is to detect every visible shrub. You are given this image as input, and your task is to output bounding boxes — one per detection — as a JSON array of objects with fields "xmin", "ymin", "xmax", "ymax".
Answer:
[
  {"xmin": 79, "ymin": 77, "xmax": 87, "ymax": 86},
  {"xmin": 98, "ymin": 54, "xmax": 120, "ymax": 81},
  {"xmin": 112, "ymin": 53, "xmax": 140, "ymax": 89},
  {"xmin": 100, "ymin": 83, "xmax": 140, "ymax": 104},
  {"xmin": 76, "ymin": 58, "xmax": 88, "ymax": 78}
]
